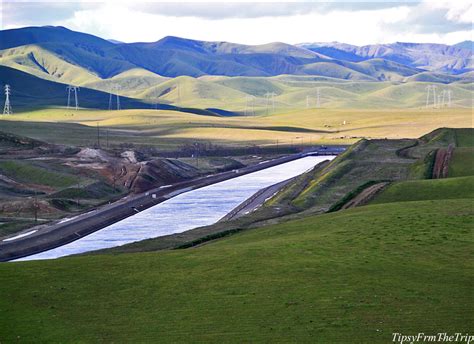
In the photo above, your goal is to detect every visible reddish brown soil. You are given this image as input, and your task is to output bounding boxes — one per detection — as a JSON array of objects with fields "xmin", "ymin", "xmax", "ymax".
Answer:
[
  {"xmin": 341, "ymin": 182, "xmax": 390, "ymax": 209},
  {"xmin": 432, "ymin": 144, "xmax": 454, "ymax": 179}
]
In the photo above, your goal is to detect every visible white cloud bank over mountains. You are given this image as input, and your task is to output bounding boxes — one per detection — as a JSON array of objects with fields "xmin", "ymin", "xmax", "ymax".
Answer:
[{"xmin": 2, "ymin": 0, "xmax": 472, "ymax": 45}]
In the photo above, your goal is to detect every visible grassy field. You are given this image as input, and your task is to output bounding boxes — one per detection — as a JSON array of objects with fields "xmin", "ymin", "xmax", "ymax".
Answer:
[
  {"xmin": 0, "ymin": 160, "xmax": 84, "ymax": 189},
  {"xmin": 372, "ymin": 176, "xmax": 474, "ymax": 204},
  {"xmin": 449, "ymin": 147, "xmax": 474, "ymax": 177},
  {"xmin": 0, "ymin": 128, "xmax": 472, "ymax": 342},
  {"xmin": 454, "ymin": 128, "xmax": 474, "ymax": 147},
  {"xmin": 1, "ymin": 198, "xmax": 472, "ymax": 342},
  {"xmin": 1, "ymin": 107, "xmax": 472, "ymax": 149}
]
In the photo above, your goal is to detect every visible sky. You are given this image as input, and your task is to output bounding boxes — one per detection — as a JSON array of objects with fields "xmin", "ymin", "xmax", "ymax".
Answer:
[{"xmin": 1, "ymin": 1, "xmax": 473, "ymax": 45}]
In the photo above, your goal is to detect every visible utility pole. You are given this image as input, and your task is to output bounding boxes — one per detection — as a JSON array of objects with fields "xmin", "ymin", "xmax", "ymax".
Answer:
[
  {"xmin": 33, "ymin": 190, "xmax": 38, "ymax": 223},
  {"xmin": 193, "ymin": 142, "xmax": 199, "ymax": 167},
  {"xmin": 97, "ymin": 122, "xmax": 100, "ymax": 148},
  {"xmin": 306, "ymin": 95, "xmax": 310, "ymax": 109},
  {"xmin": 3, "ymin": 84, "xmax": 12, "ymax": 115},
  {"xmin": 316, "ymin": 87, "xmax": 321, "ymax": 108},
  {"xmin": 66, "ymin": 85, "xmax": 79, "ymax": 110}
]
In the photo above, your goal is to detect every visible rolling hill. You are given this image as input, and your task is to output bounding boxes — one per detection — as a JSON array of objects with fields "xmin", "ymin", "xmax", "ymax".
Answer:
[
  {"xmin": 299, "ymin": 41, "xmax": 473, "ymax": 74},
  {"xmin": 0, "ymin": 65, "xmax": 234, "ymax": 117},
  {"xmin": 1, "ymin": 26, "xmax": 472, "ymax": 81},
  {"xmin": 0, "ymin": 26, "xmax": 472, "ymax": 113},
  {"xmin": 0, "ymin": 129, "xmax": 472, "ymax": 342}
]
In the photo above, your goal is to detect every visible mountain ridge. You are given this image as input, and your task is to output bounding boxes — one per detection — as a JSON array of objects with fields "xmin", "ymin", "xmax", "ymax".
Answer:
[{"xmin": 0, "ymin": 26, "xmax": 472, "ymax": 81}]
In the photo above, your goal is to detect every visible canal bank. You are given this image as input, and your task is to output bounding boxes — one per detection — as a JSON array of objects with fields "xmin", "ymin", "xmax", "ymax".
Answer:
[{"xmin": 3, "ymin": 152, "xmax": 339, "ymax": 261}]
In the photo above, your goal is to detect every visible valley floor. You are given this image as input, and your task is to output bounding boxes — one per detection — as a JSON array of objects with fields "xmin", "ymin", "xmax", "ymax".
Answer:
[
  {"xmin": 0, "ymin": 129, "xmax": 472, "ymax": 342},
  {"xmin": 0, "ymin": 196, "xmax": 472, "ymax": 342}
]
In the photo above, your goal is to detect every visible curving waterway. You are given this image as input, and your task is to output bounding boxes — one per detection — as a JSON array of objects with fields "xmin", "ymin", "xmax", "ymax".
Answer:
[{"xmin": 16, "ymin": 156, "xmax": 335, "ymax": 261}]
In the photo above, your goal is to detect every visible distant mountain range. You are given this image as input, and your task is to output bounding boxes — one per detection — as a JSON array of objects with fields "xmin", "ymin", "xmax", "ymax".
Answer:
[
  {"xmin": 0, "ymin": 26, "xmax": 472, "ymax": 82},
  {"xmin": 298, "ymin": 41, "xmax": 473, "ymax": 74},
  {"xmin": 0, "ymin": 26, "xmax": 472, "ymax": 112}
]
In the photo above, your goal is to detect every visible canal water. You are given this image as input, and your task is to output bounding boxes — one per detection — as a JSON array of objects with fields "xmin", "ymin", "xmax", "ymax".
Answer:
[{"xmin": 17, "ymin": 156, "xmax": 335, "ymax": 261}]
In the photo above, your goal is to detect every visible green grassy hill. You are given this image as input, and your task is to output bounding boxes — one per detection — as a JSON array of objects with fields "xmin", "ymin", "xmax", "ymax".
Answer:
[
  {"xmin": 2, "ymin": 26, "xmax": 472, "ymax": 84},
  {"xmin": 0, "ymin": 65, "xmax": 150, "ymax": 110},
  {"xmin": 1, "ymin": 43, "xmax": 473, "ymax": 111},
  {"xmin": 0, "ymin": 198, "xmax": 471, "ymax": 342},
  {"xmin": 0, "ymin": 45, "xmax": 103, "ymax": 85},
  {"xmin": 82, "ymin": 68, "xmax": 170, "ymax": 98},
  {"xmin": 0, "ymin": 66, "xmax": 236, "ymax": 117},
  {"xmin": 0, "ymin": 128, "xmax": 472, "ymax": 342},
  {"xmin": 372, "ymin": 176, "xmax": 474, "ymax": 204}
]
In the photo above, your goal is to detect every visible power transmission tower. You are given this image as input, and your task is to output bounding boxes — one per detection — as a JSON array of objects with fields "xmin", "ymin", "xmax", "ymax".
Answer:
[
  {"xmin": 440, "ymin": 90, "xmax": 446, "ymax": 107},
  {"xmin": 245, "ymin": 95, "xmax": 256, "ymax": 116},
  {"xmin": 264, "ymin": 92, "xmax": 276, "ymax": 114},
  {"xmin": 425, "ymin": 85, "xmax": 437, "ymax": 108},
  {"xmin": 108, "ymin": 85, "xmax": 121, "ymax": 110},
  {"xmin": 439, "ymin": 90, "xmax": 453, "ymax": 108},
  {"xmin": 66, "ymin": 85, "xmax": 79, "ymax": 110},
  {"xmin": 445, "ymin": 90, "xmax": 452, "ymax": 107},
  {"xmin": 3, "ymin": 84, "xmax": 12, "ymax": 115}
]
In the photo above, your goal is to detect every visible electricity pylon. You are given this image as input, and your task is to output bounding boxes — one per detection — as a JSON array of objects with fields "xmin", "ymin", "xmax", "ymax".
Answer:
[
  {"xmin": 445, "ymin": 90, "xmax": 452, "ymax": 107},
  {"xmin": 3, "ymin": 84, "xmax": 12, "ymax": 115},
  {"xmin": 264, "ymin": 92, "xmax": 276, "ymax": 114},
  {"xmin": 439, "ymin": 90, "xmax": 453, "ymax": 108},
  {"xmin": 66, "ymin": 85, "xmax": 79, "ymax": 110},
  {"xmin": 425, "ymin": 84, "xmax": 437, "ymax": 108},
  {"xmin": 245, "ymin": 95, "xmax": 256, "ymax": 116},
  {"xmin": 108, "ymin": 85, "xmax": 121, "ymax": 110}
]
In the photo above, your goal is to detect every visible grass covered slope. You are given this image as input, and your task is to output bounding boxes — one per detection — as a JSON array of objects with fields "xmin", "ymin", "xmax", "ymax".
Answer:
[
  {"xmin": 0, "ymin": 198, "xmax": 472, "ymax": 342},
  {"xmin": 3, "ymin": 107, "xmax": 472, "ymax": 150},
  {"xmin": 449, "ymin": 147, "xmax": 474, "ymax": 177},
  {"xmin": 372, "ymin": 176, "xmax": 474, "ymax": 204}
]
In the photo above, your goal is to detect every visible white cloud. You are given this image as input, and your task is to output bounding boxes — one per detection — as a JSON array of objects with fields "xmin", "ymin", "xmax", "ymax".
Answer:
[
  {"xmin": 429, "ymin": 0, "xmax": 473, "ymax": 23},
  {"xmin": 4, "ymin": 1, "xmax": 473, "ymax": 45}
]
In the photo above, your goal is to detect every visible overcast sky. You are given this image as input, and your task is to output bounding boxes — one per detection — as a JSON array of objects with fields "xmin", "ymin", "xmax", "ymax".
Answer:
[{"xmin": 2, "ymin": 1, "xmax": 473, "ymax": 45}]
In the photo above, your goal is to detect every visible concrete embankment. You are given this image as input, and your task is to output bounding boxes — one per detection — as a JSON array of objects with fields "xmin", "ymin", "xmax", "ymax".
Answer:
[
  {"xmin": 0, "ymin": 150, "xmax": 340, "ymax": 261},
  {"xmin": 219, "ymin": 177, "xmax": 297, "ymax": 222}
]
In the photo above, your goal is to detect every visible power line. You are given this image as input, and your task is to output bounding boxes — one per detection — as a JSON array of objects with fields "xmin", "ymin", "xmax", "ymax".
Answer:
[
  {"xmin": 97, "ymin": 122, "xmax": 101, "ymax": 148},
  {"xmin": 3, "ymin": 84, "xmax": 12, "ymax": 115}
]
